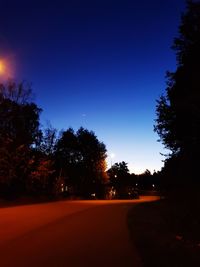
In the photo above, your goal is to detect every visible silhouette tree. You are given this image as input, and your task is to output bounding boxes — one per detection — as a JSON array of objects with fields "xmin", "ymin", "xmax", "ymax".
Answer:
[
  {"xmin": 107, "ymin": 161, "xmax": 136, "ymax": 198},
  {"xmin": 28, "ymin": 125, "xmax": 57, "ymax": 196},
  {"xmin": 137, "ymin": 169, "xmax": 153, "ymax": 190},
  {"xmin": 39, "ymin": 124, "xmax": 57, "ymax": 156},
  {"xmin": 29, "ymin": 158, "xmax": 55, "ymax": 195},
  {"xmin": 0, "ymin": 81, "xmax": 42, "ymax": 198},
  {"xmin": 154, "ymin": 1, "xmax": 200, "ymax": 188},
  {"xmin": 55, "ymin": 128, "xmax": 80, "ymax": 188},
  {"xmin": 77, "ymin": 128, "xmax": 108, "ymax": 197},
  {"xmin": 55, "ymin": 127, "xmax": 107, "ymax": 198},
  {"xmin": 108, "ymin": 161, "xmax": 130, "ymax": 183}
]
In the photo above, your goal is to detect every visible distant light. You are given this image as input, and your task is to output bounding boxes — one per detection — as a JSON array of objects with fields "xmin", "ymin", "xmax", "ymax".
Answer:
[
  {"xmin": 136, "ymin": 183, "xmax": 138, "ymax": 186},
  {"xmin": 114, "ymin": 174, "xmax": 117, "ymax": 178},
  {"xmin": 61, "ymin": 183, "xmax": 64, "ymax": 192},
  {"xmin": 152, "ymin": 184, "xmax": 155, "ymax": 188},
  {"xmin": 110, "ymin": 153, "xmax": 115, "ymax": 159},
  {"xmin": 91, "ymin": 193, "xmax": 96, "ymax": 197},
  {"xmin": 109, "ymin": 188, "xmax": 116, "ymax": 198}
]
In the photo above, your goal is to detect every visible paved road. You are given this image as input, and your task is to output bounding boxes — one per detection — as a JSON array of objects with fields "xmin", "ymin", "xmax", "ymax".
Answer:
[{"xmin": 0, "ymin": 196, "xmax": 158, "ymax": 267}]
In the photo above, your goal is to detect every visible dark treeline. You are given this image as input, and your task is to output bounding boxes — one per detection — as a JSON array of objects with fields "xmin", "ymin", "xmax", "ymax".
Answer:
[
  {"xmin": 107, "ymin": 162, "xmax": 160, "ymax": 199},
  {"xmin": 154, "ymin": 1, "xmax": 200, "ymax": 239},
  {"xmin": 0, "ymin": 81, "xmax": 159, "ymax": 201},
  {"xmin": 0, "ymin": 81, "xmax": 108, "ymax": 200},
  {"xmin": 0, "ymin": 81, "xmax": 158, "ymax": 201},
  {"xmin": 155, "ymin": 1, "xmax": 200, "ymax": 195}
]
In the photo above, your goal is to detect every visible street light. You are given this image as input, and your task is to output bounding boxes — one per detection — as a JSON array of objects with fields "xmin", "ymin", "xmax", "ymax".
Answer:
[
  {"xmin": 0, "ymin": 57, "xmax": 14, "ymax": 81},
  {"xmin": 0, "ymin": 60, "xmax": 6, "ymax": 75}
]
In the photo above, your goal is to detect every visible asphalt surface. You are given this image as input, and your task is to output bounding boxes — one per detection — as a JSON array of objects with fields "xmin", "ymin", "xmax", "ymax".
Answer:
[{"xmin": 0, "ymin": 196, "xmax": 158, "ymax": 267}]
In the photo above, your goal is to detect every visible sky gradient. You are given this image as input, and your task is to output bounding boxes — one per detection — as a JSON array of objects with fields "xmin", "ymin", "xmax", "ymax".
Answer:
[{"xmin": 0, "ymin": 0, "xmax": 186, "ymax": 173}]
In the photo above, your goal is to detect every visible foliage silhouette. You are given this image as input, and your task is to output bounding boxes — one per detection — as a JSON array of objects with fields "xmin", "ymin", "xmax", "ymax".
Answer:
[
  {"xmin": 0, "ymin": 81, "xmax": 42, "ymax": 198},
  {"xmin": 55, "ymin": 127, "xmax": 108, "ymax": 198},
  {"xmin": 154, "ymin": 0, "xmax": 200, "ymax": 192}
]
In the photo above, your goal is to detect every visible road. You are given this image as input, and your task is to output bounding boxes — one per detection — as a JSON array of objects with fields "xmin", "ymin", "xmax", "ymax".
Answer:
[{"xmin": 0, "ymin": 196, "xmax": 158, "ymax": 267}]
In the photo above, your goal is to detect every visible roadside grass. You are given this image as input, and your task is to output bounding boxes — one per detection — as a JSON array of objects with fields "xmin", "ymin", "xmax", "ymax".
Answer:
[{"xmin": 127, "ymin": 200, "xmax": 200, "ymax": 267}]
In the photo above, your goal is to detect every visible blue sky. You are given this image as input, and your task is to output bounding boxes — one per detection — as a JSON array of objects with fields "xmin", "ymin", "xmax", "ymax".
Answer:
[{"xmin": 0, "ymin": 0, "xmax": 186, "ymax": 173}]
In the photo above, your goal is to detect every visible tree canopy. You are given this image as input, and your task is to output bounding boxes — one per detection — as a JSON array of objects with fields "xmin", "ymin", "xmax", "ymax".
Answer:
[
  {"xmin": 107, "ymin": 161, "xmax": 130, "ymax": 187},
  {"xmin": 0, "ymin": 81, "xmax": 42, "ymax": 197},
  {"xmin": 154, "ymin": 1, "xmax": 200, "ymax": 187},
  {"xmin": 155, "ymin": 1, "xmax": 200, "ymax": 155},
  {"xmin": 55, "ymin": 127, "xmax": 108, "ymax": 197}
]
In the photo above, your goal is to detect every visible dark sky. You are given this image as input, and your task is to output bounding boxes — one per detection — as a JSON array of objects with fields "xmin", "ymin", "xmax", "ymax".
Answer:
[{"xmin": 0, "ymin": 0, "xmax": 186, "ymax": 173}]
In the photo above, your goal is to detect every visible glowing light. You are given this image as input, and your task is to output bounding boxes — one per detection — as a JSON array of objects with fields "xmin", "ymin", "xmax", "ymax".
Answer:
[
  {"xmin": 0, "ymin": 60, "xmax": 6, "ymax": 75},
  {"xmin": 0, "ymin": 56, "xmax": 16, "ymax": 80},
  {"xmin": 109, "ymin": 152, "xmax": 116, "ymax": 168},
  {"xmin": 110, "ymin": 153, "xmax": 115, "ymax": 159}
]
